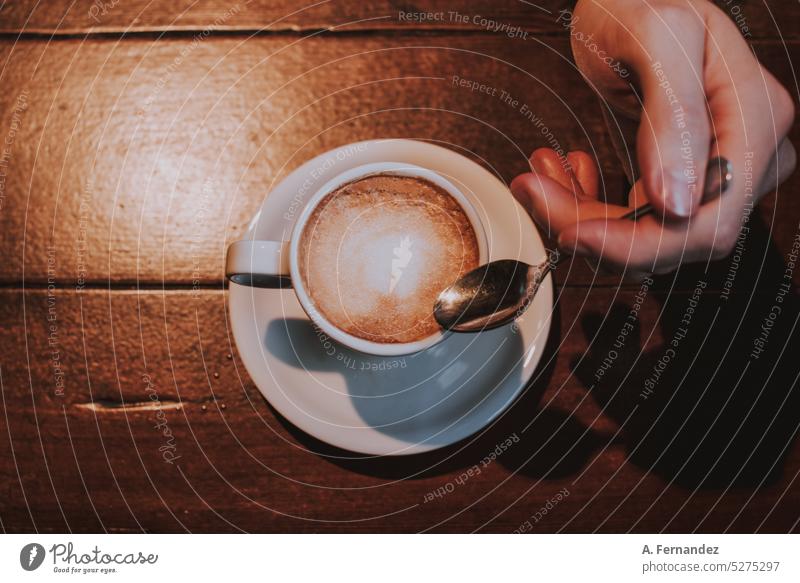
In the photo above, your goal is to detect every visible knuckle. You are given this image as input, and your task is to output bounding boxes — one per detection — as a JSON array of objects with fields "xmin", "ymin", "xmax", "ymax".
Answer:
[{"xmin": 636, "ymin": 4, "xmax": 697, "ymax": 36}]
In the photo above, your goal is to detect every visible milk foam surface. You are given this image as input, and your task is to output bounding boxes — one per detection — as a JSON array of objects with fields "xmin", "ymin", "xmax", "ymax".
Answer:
[{"xmin": 298, "ymin": 174, "xmax": 479, "ymax": 344}]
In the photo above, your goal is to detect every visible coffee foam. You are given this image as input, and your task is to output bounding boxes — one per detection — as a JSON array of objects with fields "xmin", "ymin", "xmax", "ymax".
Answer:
[{"xmin": 298, "ymin": 174, "xmax": 480, "ymax": 344}]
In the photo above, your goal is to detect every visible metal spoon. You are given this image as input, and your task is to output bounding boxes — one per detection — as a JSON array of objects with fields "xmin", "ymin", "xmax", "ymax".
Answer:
[{"xmin": 434, "ymin": 157, "xmax": 733, "ymax": 332}]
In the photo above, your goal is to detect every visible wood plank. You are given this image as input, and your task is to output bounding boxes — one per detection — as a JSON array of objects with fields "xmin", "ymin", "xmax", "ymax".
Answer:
[
  {"xmin": 1, "ymin": 285, "xmax": 798, "ymax": 532},
  {"xmin": 0, "ymin": 0, "xmax": 796, "ymax": 40},
  {"xmin": 0, "ymin": 35, "xmax": 797, "ymax": 290},
  {"xmin": 0, "ymin": 33, "xmax": 607, "ymax": 286},
  {"xmin": 0, "ymin": 0, "xmax": 573, "ymax": 35}
]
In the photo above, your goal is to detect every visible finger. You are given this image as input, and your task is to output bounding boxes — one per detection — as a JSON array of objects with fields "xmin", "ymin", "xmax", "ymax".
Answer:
[
  {"xmin": 703, "ymin": 53, "xmax": 795, "ymax": 218},
  {"xmin": 511, "ymin": 172, "xmax": 579, "ymax": 237},
  {"xmin": 629, "ymin": 6, "xmax": 710, "ymax": 218},
  {"xmin": 529, "ymin": 148, "xmax": 576, "ymax": 193},
  {"xmin": 558, "ymin": 216, "xmax": 688, "ymax": 274},
  {"xmin": 627, "ymin": 180, "xmax": 649, "ymax": 209},
  {"xmin": 511, "ymin": 169, "xmax": 619, "ymax": 238},
  {"xmin": 567, "ymin": 151, "xmax": 600, "ymax": 199},
  {"xmin": 558, "ymin": 192, "xmax": 741, "ymax": 274}
]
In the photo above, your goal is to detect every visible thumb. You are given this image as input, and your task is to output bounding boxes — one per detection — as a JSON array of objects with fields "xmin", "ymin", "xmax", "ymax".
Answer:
[{"xmin": 633, "ymin": 7, "xmax": 710, "ymax": 218}]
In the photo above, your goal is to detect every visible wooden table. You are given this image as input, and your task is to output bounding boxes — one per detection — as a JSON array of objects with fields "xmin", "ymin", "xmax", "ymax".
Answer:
[{"xmin": 1, "ymin": 0, "xmax": 799, "ymax": 533}]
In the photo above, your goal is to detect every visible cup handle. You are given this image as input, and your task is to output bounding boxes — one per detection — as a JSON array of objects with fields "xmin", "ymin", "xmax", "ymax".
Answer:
[{"xmin": 226, "ymin": 240, "xmax": 291, "ymax": 288}]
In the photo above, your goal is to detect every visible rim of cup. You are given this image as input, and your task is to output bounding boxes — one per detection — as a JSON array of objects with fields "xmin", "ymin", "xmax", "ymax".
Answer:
[{"xmin": 288, "ymin": 161, "xmax": 488, "ymax": 357}]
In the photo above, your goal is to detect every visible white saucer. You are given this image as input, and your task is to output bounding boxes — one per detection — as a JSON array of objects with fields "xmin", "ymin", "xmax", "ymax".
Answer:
[{"xmin": 228, "ymin": 139, "xmax": 553, "ymax": 455}]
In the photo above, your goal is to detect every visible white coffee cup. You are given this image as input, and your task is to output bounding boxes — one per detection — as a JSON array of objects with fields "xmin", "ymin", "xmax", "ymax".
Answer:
[{"xmin": 226, "ymin": 162, "xmax": 488, "ymax": 356}]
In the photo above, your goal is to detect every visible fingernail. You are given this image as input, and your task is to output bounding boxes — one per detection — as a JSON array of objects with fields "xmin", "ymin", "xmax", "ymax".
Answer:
[{"xmin": 662, "ymin": 170, "xmax": 693, "ymax": 217}]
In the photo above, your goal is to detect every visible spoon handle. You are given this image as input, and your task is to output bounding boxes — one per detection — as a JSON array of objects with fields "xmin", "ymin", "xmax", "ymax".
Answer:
[{"xmin": 545, "ymin": 156, "xmax": 732, "ymax": 270}]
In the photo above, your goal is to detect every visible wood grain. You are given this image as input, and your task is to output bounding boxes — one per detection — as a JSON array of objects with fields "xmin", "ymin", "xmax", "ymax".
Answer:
[
  {"xmin": 0, "ymin": 33, "xmax": 604, "ymax": 286},
  {"xmin": 0, "ymin": 35, "xmax": 797, "ymax": 289},
  {"xmin": 2, "ymin": 1, "xmax": 799, "ymax": 536},
  {"xmin": 1, "ymin": 284, "xmax": 798, "ymax": 532},
  {"xmin": 0, "ymin": 0, "xmax": 796, "ymax": 39},
  {"xmin": 0, "ymin": 0, "xmax": 568, "ymax": 35}
]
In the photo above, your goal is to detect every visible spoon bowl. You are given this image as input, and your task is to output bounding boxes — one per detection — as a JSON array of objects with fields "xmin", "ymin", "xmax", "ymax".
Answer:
[{"xmin": 433, "ymin": 259, "xmax": 539, "ymax": 332}]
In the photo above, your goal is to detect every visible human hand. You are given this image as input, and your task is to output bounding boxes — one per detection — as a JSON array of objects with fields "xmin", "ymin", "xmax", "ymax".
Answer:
[{"xmin": 510, "ymin": 0, "xmax": 795, "ymax": 275}]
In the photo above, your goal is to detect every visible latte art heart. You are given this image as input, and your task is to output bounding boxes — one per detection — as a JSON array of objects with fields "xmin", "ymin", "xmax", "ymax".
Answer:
[{"xmin": 298, "ymin": 174, "xmax": 480, "ymax": 344}]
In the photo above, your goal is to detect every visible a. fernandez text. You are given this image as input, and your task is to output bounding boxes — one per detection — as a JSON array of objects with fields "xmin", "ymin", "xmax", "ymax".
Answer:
[
  {"xmin": 49, "ymin": 542, "xmax": 159, "ymax": 565},
  {"xmin": 642, "ymin": 544, "xmax": 719, "ymax": 555}
]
